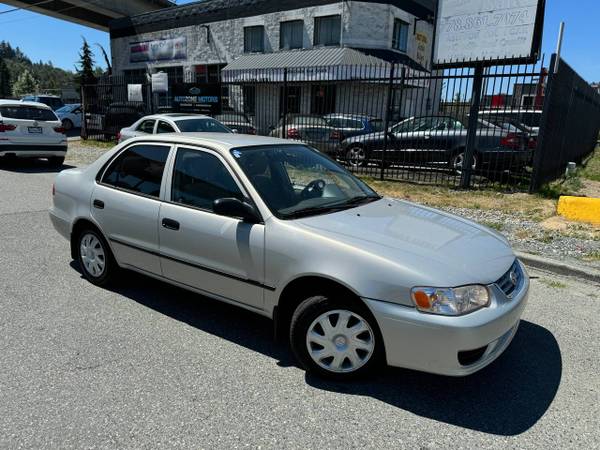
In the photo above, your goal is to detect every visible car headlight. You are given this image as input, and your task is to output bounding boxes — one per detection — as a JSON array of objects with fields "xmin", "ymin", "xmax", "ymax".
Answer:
[{"xmin": 411, "ymin": 285, "xmax": 490, "ymax": 316}]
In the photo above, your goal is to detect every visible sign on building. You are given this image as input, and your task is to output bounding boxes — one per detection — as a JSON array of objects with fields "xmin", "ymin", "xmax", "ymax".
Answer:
[
  {"xmin": 434, "ymin": 0, "xmax": 545, "ymax": 67},
  {"xmin": 130, "ymin": 37, "xmax": 187, "ymax": 63},
  {"xmin": 127, "ymin": 84, "xmax": 144, "ymax": 102},
  {"xmin": 151, "ymin": 72, "xmax": 169, "ymax": 93},
  {"xmin": 172, "ymin": 83, "xmax": 222, "ymax": 115}
]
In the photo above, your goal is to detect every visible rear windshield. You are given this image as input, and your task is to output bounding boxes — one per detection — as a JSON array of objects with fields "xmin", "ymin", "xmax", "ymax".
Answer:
[
  {"xmin": 0, "ymin": 106, "xmax": 57, "ymax": 121},
  {"xmin": 176, "ymin": 118, "xmax": 232, "ymax": 133}
]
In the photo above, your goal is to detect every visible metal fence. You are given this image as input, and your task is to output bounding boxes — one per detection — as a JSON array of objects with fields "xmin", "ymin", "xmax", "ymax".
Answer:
[{"xmin": 81, "ymin": 54, "xmax": 600, "ymax": 191}]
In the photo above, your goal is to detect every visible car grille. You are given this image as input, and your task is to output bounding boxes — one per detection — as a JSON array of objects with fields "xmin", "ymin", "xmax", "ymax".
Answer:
[{"xmin": 495, "ymin": 260, "xmax": 523, "ymax": 297}]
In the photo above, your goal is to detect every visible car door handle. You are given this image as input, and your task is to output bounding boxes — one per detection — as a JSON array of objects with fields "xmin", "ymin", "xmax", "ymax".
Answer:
[
  {"xmin": 93, "ymin": 199, "xmax": 104, "ymax": 209},
  {"xmin": 161, "ymin": 218, "xmax": 180, "ymax": 231}
]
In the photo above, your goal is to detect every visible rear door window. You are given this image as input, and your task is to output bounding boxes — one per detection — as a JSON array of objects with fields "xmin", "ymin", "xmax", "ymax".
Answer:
[
  {"xmin": 156, "ymin": 120, "xmax": 175, "ymax": 134},
  {"xmin": 0, "ymin": 106, "xmax": 57, "ymax": 121},
  {"xmin": 136, "ymin": 120, "xmax": 156, "ymax": 134},
  {"xmin": 102, "ymin": 144, "xmax": 171, "ymax": 198}
]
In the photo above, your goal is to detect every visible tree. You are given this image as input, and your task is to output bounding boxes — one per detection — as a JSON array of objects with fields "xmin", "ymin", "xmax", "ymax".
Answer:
[
  {"xmin": 0, "ymin": 57, "xmax": 10, "ymax": 97},
  {"xmin": 75, "ymin": 38, "xmax": 96, "ymax": 87},
  {"xmin": 12, "ymin": 69, "xmax": 38, "ymax": 97}
]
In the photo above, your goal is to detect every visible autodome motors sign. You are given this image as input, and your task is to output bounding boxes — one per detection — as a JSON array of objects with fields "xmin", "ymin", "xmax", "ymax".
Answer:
[{"xmin": 172, "ymin": 83, "xmax": 222, "ymax": 115}]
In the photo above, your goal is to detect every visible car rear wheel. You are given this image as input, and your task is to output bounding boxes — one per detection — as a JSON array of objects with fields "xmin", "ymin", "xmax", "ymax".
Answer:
[
  {"xmin": 290, "ymin": 295, "xmax": 383, "ymax": 379},
  {"xmin": 77, "ymin": 228, "xmax": 117, "ymax": 286},
  {"xmin": 345, "ymin": 145, "xmax": 368, "ymax": 168},
  {"xmin": 450, "ymin": 151, "xmax": 477, "ymax": 175},
  {"xmin": 62, "ymin": 119, "xmax": 73, "ymax": 131}
]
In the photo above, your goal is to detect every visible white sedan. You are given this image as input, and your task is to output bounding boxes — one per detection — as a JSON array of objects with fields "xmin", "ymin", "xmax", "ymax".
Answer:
[
  {"xmin": 118, "ymin": 113, "xmax": 232, "ymax": 143},
  {"xmin": 0, "ymin": 100, "xmax": 67, "ymax": 166}
]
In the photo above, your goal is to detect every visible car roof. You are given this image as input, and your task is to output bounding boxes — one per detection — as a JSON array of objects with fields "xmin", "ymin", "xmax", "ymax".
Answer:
[
  {"xmin": 124, "ymin": 133, "xmax": 293, "ymax": 150},
  {"xmin": 143, "ymin": 113, "xmax": 212, "ymax": 121},
  {"xmin": 0, "ymin": 99, "xmax": 53, "ymax": 109},
  {"xmin": 325, "ymin": 114, "xmax": 377, "ymax": 120}
]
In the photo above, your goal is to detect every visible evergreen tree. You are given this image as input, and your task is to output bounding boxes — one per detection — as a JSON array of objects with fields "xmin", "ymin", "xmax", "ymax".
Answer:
[
  {"xmin": 0, "ymin": 57, "xmax": 11, "ymax": 97},
  {"xmin": 75, "ymin": 38, "xmax": 96, "ymax": 87},
  {"xmin": 12, "ymin": 69, "xmax": 38, "ymax": 97}
]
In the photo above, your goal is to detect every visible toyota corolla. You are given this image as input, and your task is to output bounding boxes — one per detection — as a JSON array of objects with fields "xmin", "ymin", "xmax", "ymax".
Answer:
[{"xmin": 49, "ymin": 134, "xmax": 528, "ymax": 379}]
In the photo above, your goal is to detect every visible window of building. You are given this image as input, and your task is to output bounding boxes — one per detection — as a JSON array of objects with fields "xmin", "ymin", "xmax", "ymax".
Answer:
[
  {"xmin": 392, "ymin": 19, "xmax": 409, "ymax": 52},
  {"xmin": 243, "ymin": 86, "xmax": 256, "ymax": 115},
  {"xmin": 310, "ymin": 85, "xmax": 336, "ymax": 115},
  {"xmin": 280, "ymin": 86, "xmax": 302, "ymax": 115},
  {"xmin": 314, "ymin": 15, "xmax": 341, "ymax": 46},
  {"xmin": 244, "ymin": 25, "xmax": 265, "ymax": 53},
  {"xmin": 102, "ymin": 145, "xmax": 170, "ymax": 198},
  {"xmin": 171, "ymin": 148, "xmax": 244, "ymax": 212},
  {"xmin": 280, "ymin": 20, "xmax": 304, "ymax": 50}
]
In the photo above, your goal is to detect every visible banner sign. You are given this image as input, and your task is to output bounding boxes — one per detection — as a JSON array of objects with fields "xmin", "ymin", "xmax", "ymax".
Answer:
[
  {"xmin": 127, "ymin": 84, "xmax": 143, "ymax": 102},
  {"xmin": 130, "ymin": 37, "xmax": 187, "ymax": 63},
  {"xmin": 434, "ymin": 0, "xmax": 545, "ymax": 67},
  {"xmin": 172, "ymin": 83, "xmax": 222, "ymax": 115},
  {"xmin": 151, "ymin": 72, "xmax": 169, "ymax": 93}
]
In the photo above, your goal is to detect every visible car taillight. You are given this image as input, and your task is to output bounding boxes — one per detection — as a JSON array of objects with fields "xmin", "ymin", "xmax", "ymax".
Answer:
[
  {"xmin": 54, "ymin": 127, "xmax": 66, "ymax": 134},
  {"xmin": 330, "ymin": 130, "xmax": 343, "ymax": 141},
  {"xmin": 287, "ymin": 128, "xmax": 301, "ymax": 139},
  {"xmin": 500, "ymin": 133, "xmax": 521, "ymax": 150},
  {"xmin": 0, "ymin": 123, "xmax": 16, "ymax": 132}
]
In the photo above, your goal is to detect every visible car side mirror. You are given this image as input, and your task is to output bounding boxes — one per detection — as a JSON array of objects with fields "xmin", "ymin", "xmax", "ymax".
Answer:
[{"xmin": 213, "ymin": 198, "xmax": 261, "ymax": 223}]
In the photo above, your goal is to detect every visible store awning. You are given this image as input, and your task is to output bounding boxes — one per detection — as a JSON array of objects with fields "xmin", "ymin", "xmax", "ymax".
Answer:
[{"xmin": 221, "ymin": 47, "xmax": 429, "ymax": 84}]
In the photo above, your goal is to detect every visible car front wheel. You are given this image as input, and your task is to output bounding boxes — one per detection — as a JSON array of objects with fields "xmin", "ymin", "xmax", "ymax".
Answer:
[
  {"xmin": 290, "ymin": 295, "xmax": 383, "ymax": 379},
  {"xmin": 77, "ymin": 229, "xmax": 117, "ymax": 286},
  {"xmin": 345, "ymin": 145, "xmax": 368, "ymax": 168},
  {"xmin": 450, "ymin": 151, "xmax": 477, "ymax": 175}
]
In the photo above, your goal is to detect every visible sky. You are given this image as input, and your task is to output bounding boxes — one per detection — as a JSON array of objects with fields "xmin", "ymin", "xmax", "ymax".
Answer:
[{"xmin": 0, "ymin": 0, "xmax": 598, "ymax": 82}]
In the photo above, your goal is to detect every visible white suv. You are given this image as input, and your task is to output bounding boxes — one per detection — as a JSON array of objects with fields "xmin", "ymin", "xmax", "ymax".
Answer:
[{"xmin": 0, "ymin": 100, "xmax": 68, "ymax": 166}]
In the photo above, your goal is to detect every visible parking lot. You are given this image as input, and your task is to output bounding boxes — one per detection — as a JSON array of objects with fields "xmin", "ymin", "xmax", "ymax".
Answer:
[{"xmin": 0, "ymin": 158, "xmax": 599, "ymax": 449}]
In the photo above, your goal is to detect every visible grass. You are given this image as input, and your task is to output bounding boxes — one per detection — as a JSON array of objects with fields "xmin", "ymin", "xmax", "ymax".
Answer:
[
  {"xmin": 581, "ymin": 148, "xmax": 600, "ymax": 182},
  {"xmin": 538, "ymin": 147, "xmax": 600, "ymax": 198},
  {"xmin": 583, "ymin": 251, "xmax": 600, "ymax": 262},
  {"xmin": 360, "ymin": 176, "xmax": 557, "ymax": 222},
  {"xmin": 540, "ymin": 279, "xmax": 568, "ymax": 289},
  {"xmin": 480, "ymin": 221, "xmax": 504, "ymax": 232},
  {"xmin": 79, "ymin": 138, "xmax": 116, "ymax": 149}
]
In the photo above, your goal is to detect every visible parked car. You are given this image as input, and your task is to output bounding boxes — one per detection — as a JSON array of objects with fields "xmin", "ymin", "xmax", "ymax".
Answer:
[
  {"xmin": 340, "ymin": 115, "xmax": 532, "ymax": 174},
  {"xmin": 103, "ymin": 102, "xmax": 147, "ymax": 140},
  {"xmin": 50, "ymin": 134, "xmax": 529, "ymax": 380},
  {"xmin": 479, "ymin": 110, "xmax": 542, "ymax": 134},
  {"xmin": 324, "ymin": 114, "xmax": 385, "ymax": 140},
  {"xmin": 269, "ymin": 114, "xmax": 341, "ymax": 155},
  {"xmin": 56, "ymin": 104, "xmax": 82, "ymax": 131},
  {"xmin": 21, "ymin": 95, "xmax": 65, "ymax": 111},
  {"xmin": 214, "ymin": 112, "xmax": 256, "ymax": 135},
  {"xmin": 478, "ymin": 115, "xmax": 538, "ymax": 150},
  {"xmin": 0, "ymin": 99, "xmax": 67, "ymax": 166},
  {"xmin": 118, "ymin": 113, "xmax": 232, "ymax": 143}
]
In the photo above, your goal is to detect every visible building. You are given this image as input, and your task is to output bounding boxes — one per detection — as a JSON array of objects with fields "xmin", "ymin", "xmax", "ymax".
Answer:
[{"xmin": 108, "ymin": 0, "xmax": 438, "ymax": 131}]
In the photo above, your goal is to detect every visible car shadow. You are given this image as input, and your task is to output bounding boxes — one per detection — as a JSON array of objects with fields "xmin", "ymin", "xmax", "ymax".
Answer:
[
  {"xmin": 69, "ymin": 262, "xmax": 561, "ymax": 436},
  {"xmin": 0, "ymin": 158, "xmax": 74, "ymax": 173}
]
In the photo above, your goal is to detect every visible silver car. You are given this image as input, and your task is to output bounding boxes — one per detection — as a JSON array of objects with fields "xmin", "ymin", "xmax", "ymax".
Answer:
[
  {"xmin": 118, "ymin": 113, "xmax": 232, "ymax": 143},
  {"xmin": 49, "ymin": 134, "xmax": 529, "ymax": 379}
]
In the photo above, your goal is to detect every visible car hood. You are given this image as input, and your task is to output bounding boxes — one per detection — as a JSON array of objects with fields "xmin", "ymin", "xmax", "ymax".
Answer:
[{"xmin": 295, "ymin": 198, "xmax": 515, "ymax": 286}]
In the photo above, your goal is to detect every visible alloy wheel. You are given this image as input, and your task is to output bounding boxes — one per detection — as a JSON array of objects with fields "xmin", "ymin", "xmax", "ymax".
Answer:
[
  {"xmin": 453, "ymin": 152, "xmax": 477, "ymax": 175},
  {"xmin": 306, "ymin": 309, "xmax": 375, "ymax": 373},
  {"xmin": 79, "ymin": 233, "xmax": 106, "ymax": 278},
  {"xmin": 346, "ymin": 146, "xmax": 366, "ymax": 168}
]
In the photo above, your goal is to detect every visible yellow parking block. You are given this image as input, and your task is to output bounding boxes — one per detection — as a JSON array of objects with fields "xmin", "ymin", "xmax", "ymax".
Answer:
[{"xmin": 557, "ymin": 196, "xmax": 600, "ymax": 225}]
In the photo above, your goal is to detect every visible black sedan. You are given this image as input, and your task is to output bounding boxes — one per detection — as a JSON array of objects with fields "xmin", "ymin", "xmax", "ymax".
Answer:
[{"xmin": 340, "ymin": 115, "xmax": 532, "ymax": 174}]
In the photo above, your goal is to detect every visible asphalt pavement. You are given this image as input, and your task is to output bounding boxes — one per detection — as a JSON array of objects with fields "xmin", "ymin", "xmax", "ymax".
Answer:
[{"xmin": 0, "ymin": 158, "xmax": 599, "ymax": 449}]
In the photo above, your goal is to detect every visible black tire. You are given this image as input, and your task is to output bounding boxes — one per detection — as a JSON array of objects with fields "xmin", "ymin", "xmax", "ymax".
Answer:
[
  {"xmin": 49, "ymin": 156, "xmax": 65, "ymax": 168},
  {"xmin": 290, "ymin": 294, "xmax": 384, "ymax": 380},
  {"xmin": 449, "ymin": 151, "xmax": 477, "ymax": 175},
  {"xmin": 76, "ymin": 228, "xmax": 118, "ymax": 287},
  {"xmin": 62, "ymin": 119, "xmax": 73, "ymax": 131}
]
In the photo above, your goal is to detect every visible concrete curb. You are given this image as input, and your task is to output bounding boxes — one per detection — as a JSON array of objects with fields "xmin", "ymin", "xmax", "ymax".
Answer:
[
  {"xmin": 557, "ymin": 196, "xmax": 600, "ymax": 225},
  {"xmin": 516, "ymin": 251, "xmax": 600, "ymax": 284}
]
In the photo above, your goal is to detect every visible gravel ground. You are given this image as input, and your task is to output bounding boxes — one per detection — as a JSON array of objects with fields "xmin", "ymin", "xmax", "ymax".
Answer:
[
  {"xmin": 64, "ymin": 140, "xmax": 600, "ymax": 270},
  {"xmin": 1, "ymin": 163, "xmax": 600, "ymax": 449}
]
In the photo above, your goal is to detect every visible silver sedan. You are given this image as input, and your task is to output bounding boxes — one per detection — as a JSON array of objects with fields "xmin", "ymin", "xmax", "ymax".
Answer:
[{"xmin": 49, "ymin": 134, "xmax": 529, "ymax": 380}]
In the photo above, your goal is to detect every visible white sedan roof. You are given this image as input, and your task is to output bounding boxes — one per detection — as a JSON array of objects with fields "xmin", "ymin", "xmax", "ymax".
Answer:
[
  {"xmin": 142, "ymin": 113, "xmax": 213, "ymax": 121},
  {"xmin": 124, "ymin": 133, "xmax": 292, "ymax": 150}
]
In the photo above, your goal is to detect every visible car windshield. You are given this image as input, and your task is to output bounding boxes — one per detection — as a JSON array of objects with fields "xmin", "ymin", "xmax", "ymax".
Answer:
[
  {"xmin": 175, "ymin": 118, "xmax": 232, "ymax": 133},
  {"xmin": 231, "ymin": 144, "xmax": 380, "ymax": 219}
]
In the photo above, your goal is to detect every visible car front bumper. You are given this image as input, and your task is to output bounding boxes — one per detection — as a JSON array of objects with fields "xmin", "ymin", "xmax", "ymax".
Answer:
[{"xmin": 364, "ymin": 266, "xmax": 529, "ymax": 376}]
